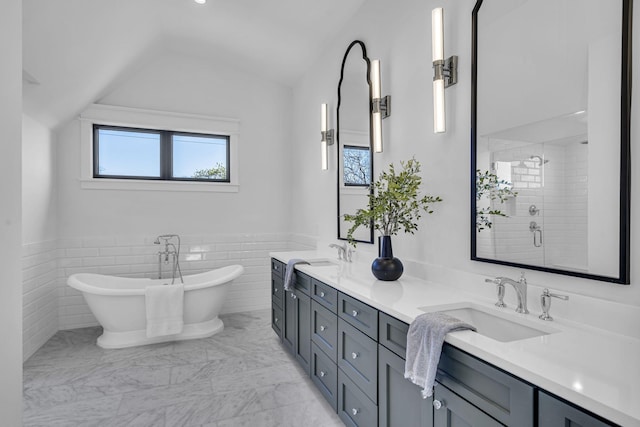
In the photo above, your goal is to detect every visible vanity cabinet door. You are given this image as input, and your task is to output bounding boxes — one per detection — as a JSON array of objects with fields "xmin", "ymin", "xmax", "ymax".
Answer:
[
  {"xmin": 271, "ymin": 273, "xmax": 283, "ymax": 309},
  {"xmin": 437, "ymin": 344, "xmax": 534, "ymax": 427},
  {"xmin": 282, "ymin": 289, "xmax": 296, "ymax": 355},
  {"xmin": 338, "ymin": 318, "xmax": 378, "ymax": 403},
  {"xmin": 271, "ymin": 302, "xmax": 282, "ymax": 339},
  {"xmin": 538, "ymin": 391, "xmax": 617, "ymax": 427},
  {"xmin": 433, "ymin": 383, "xmax": 503, "ymax": 427},
  {"xmin": 312, "ymin": 300, "xmax": 338, "ymax": 362},
  {"xmin": 294, "ymin": 288, "xmax": 312, "ymax": 375},
  {"xmin": 378, "ymin": 344, "xmax": 433, "ymax": 427},
  {"xmin": 338, "ymin": 369, "xmax": 378, "ymax": 427},
  {"xmin": 311, "ymin": 342, "xmax": 338, "ymax": 411}
]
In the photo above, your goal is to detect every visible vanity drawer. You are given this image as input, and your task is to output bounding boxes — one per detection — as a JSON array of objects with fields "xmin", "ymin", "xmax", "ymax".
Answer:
[
  {"xmin": 271, "ymin": 274, "xmax": 283, "ymax": 308},
  {"xmin": 312, "ymin": 279, "xmax": 338, "ymax": 313},
  {"xmin": 271, "ymin": 258, "xmax": 285, "ymax": 278},
  {"xmin": 271, "ymin": 302, "xmax": 283, "ymax": 339},
  {"xmin": 311, "ymin": 300, "xmax": 338, "ymax": 362},
  {"xmin": 378, "ymin": 312, "xmax": 409, "ymax": 359},
  {"xmin": 436, "ymin": 344, "xmax": 534, "ymax": 427},
  {"xmin": 311, "ymin": 342, "xmax": 338, "ymax": 411},
  {"xmin": 295, "ymin": 271, "xmax": 312, "ymax": 296},
  {"xmin": 338, "ymin": 318, "xmax": 377, "ymax": 403},
  {"xmin": 338, "ymin": 368, "xmax": 378, "ymax": 427},
  {"xmin": 339, "ymin": 292, "xmax": 378, "ymax": 339}
]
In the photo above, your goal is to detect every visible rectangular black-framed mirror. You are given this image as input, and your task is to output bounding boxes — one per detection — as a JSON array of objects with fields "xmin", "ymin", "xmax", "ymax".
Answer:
[{"xmin": 471, "ymin": 0, "xmax": 632, "ymax": 284}]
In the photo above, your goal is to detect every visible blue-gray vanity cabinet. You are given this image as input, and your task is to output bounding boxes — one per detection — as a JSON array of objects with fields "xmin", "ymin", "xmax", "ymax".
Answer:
[
  {"xmin": 538, "ymin": 391, "xmax": 618, "ymax": 427},
  {"xmin": 312, "ymin": 300, "xmax": 338, "ymax": 362},
  {"xmin": 312, "ymin": 278, "xmax": 338, "ymax": 312},
  {"xmin": 436, "ymin": 345, "xmax": 534, "ymax": 427},
  {"xmin": 379, "ymin": 312, "xmax": 409, "ymax": 359},
  {"xmin": 338, "ymin": 368, "xmax": 379, "ymax": 427},
  {"xmin": 378, "ymin": 344, "xmax": 433, "ymax": 427},
  {"xmin": 311, "ymin": 341, "xmax": 338, "ymax": 411},
  {"xmin": 271, "ymin": 302, "xmax": 282, "ymax": 339},
  {"xmin": 339, "ymin": 292, "xmax": 378, "ymax": 340},
  {"xmin": 433, "ymin": 382, "xmax": 503, "ymax": 427},
  {"xmin": 294, "ymin": 286, "xmax": 312, "ymax": 375},
  {"xmin": 281, "ymin": 270, "xmax": 312, "ymax": 375},
  {"xmin": 271, "ymin": 260, "xmax": 284, "ymax": 338},
  {"xmin": 338, "ymin": 317, "xmax": 378, "ymax": 404}
]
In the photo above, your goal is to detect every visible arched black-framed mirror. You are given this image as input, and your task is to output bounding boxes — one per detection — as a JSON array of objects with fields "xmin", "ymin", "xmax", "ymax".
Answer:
[
  {"xmin": 471, "ymin": 0, "xmax": 632, "ymax": 284},
  {"xmin": 337, "ymin": 40, "xmax": 375, "ymax": 244}
]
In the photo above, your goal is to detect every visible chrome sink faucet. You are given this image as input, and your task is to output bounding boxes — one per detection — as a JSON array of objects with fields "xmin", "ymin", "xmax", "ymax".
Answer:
[
  {"xmin": 329, "ymin": 242, "xmax": 353, "ymax": 262},
  {"xmin": 485, "ymin": 272, "xmax": 529, "ymax": 314}
]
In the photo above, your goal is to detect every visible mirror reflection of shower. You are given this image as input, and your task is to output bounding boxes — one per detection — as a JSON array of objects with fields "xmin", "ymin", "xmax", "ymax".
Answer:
[{"xmin": 477, "ymin": 111, "xmax": 589, "ymax": 272}]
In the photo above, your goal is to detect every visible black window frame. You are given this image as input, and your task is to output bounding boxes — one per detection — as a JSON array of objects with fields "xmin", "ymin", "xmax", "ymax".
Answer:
[{"xmin": 93, "ymin": 124, "xmax": 231, "ymax": 183}]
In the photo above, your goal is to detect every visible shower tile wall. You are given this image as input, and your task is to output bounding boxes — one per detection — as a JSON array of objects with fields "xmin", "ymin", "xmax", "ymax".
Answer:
[
  {"xmin": 22, "ymin": 233, "xmax": 315, "ymax": 361},
  {"xmin": 488, "ymin": 142, "xmax": 588, "ymax": 270}
]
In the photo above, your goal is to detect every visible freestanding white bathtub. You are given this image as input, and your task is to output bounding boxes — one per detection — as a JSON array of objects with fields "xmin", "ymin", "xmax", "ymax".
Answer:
[{"xmin": 67, "ymin": 265, "xmax": 244, "ymax": 349}]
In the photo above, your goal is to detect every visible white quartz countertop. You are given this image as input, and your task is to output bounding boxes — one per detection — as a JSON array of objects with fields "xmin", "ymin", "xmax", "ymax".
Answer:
[{"xmin": 271, "ymin": 250, "xmax": 640, "ymax": 427}]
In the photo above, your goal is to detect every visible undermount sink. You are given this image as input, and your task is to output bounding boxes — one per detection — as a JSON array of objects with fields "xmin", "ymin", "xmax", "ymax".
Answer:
[
  {"xmin": 305, "ymin": 259, "xmax": 339, "ymax": 267},
  {"xmin": 418, "ymin": 303, "xmax": 559, "ymax": 343}
]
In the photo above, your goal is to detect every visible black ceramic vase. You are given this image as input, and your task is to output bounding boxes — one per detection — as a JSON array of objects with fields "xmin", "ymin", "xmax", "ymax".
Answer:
[{"xmin": 371, "ymin": 236, "xmax": 404, "ymax": 281}]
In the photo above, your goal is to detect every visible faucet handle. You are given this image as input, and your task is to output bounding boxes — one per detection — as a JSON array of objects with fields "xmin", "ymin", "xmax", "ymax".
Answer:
[
  {"xmin": 544, "ymin": 289, "xmax": 569, "ymax": 301},
  {"xmin": 484, "ymin": 277, "xmax": 500, "ymax": 284},
  {"xmin": 519, "ymin": 272, "xmax": 527, "ymax": 283},
  {"xmin": 539, "ymin": 288, "xmax": 568, "ymax": 321}
]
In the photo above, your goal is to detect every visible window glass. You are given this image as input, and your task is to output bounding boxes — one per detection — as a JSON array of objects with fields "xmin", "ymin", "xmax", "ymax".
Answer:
[
  {"xmin": 96, "ymin": 128, "xmax": 161, "ymax": 177},
  {"xmin": 343, "ymin": 145, "xmax": 371, "ymax": 186},
  {"xmin": 172, "ymin": 134, "xmax": 229, "ymax": 180},
  {"xmin": 93, "ymin": 125, "xmax": 230, "ymax": 182}
]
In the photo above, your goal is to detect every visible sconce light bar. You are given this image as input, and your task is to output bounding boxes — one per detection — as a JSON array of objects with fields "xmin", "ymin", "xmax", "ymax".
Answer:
[
  {"xmin": 432, "ymin": 7, "xmax": 458, "ymax": 134},
  {"xmin": 321, "ymin": 103, "xmax": 335, "ymax": 170},
  {"xmin": 370, "ymin": 59, "xmax": 391, "ymax": 153}
]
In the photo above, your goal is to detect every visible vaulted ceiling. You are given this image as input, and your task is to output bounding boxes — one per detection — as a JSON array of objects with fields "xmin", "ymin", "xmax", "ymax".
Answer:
[{"xmin": 22, "ymin": 0, "xmax": 366, "ymax": 128}]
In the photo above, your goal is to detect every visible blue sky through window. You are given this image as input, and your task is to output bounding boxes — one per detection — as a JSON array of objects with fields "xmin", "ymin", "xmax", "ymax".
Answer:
[
  {"xmin": 172, "ymin": 134, "xmax": 228, "ymax": 178},
  {"xmin": 98, "ymin": 129, "xmax": 160, "ymax": 177}
]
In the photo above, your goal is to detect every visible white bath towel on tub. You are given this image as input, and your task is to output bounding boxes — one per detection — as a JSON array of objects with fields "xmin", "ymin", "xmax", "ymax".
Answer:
[{"xmin": 145, "ymin": 284, "xmax": 184, "ymax": 338}]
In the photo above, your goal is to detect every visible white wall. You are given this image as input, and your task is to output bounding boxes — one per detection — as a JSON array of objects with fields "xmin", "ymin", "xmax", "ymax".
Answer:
[
  {"xmin": 290, "ymin": 0, "xmax": 640, "ymax": 330},
  {"xmin": 0, "ymin": 0, "xmax": 23, "ymax": 422},
  {"xmin": 58, "ymin": 50, "xmax": 293, "ymax": 238},
  {"xmin": 22, "ymin": 114, "xmax": 58, "ymax": 360},
  {"xmin": 53, "ymin": 49, "xmax": 298, "ymax": 327}
]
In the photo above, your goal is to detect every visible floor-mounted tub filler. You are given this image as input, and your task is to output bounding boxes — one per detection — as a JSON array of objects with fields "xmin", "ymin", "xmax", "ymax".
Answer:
[{"xmin": 67, "ymin": 265, "xmax": 244, "ymax": 349}]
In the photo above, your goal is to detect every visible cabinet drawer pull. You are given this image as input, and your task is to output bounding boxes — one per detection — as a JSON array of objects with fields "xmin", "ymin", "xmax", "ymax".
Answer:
[
  {"xmin": 320, "ymin": 325, "xmax": 326, "ymax": 331},
  {"xmin": 433, "ymin": 399, "xmax": 444, "ymax": 410},
  {"xmin": 351, "ymin": 352, "xmax": 359, "ymax": 359},
  {"xmin": 274, "ymin": 317, "xmax": 279, "ymax": 323},
  {"xmin": 352, "ymin": 310, "xmax": 359, "ymax": 317},
  {"xmin": 319, "ymin": 371, "xmax": 326, "ymax": 377},
  {"xmin": 351, "ymin": 408, "xmax": 359, "ymax": 416},
  {"xmin": 274, "ymin": 288, "xmax": 278, "ymax": 293},
  {"xmin": 291, "ymin": 293, "xmax": 297, "ymax": 299},
  {"xmin": 320, "ymin": 291, "xmax": 325, "ymax": 297}
]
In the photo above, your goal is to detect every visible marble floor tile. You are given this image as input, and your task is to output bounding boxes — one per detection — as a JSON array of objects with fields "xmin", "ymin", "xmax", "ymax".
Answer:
[{"xmin": 23, "ymin": 309, "xmax": 345, "ymax": 427}]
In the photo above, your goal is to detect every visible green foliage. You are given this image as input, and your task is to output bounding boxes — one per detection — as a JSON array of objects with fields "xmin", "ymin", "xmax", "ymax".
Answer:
[
  {"xmin": 475, "ymin": 169, "xmax": 518, "ymax": 231},
  {"xmin": 343, "ymin": 158, "xmax": 442, "ymax": 246},
  {"xmin": 192, "ymin": 163, "xmax": 227, "ymax": 180}
]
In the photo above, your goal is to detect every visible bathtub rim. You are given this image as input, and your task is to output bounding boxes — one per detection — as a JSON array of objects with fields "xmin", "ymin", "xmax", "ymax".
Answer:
[{"xmin": 67, "ymin": 264, "xmax": 244, "ymax": 296}]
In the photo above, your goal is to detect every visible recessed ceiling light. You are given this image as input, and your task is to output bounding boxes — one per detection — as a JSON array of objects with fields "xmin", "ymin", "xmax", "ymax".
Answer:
[{"xmin": 194, "ymin": 0, "xmax": 206, "ymax": 4}]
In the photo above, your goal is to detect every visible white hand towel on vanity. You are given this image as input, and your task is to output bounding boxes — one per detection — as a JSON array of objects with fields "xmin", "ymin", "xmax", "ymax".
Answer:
[{"xmin": 145, "ymin": 283, "xmax": 185, "ymax": 338}]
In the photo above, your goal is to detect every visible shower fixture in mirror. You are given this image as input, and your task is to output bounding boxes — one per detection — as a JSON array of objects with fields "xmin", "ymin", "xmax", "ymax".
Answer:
[
  {"xmin": 471, "ymin": 0, "xmax": 631, "ymax": 283},
  {"xmin": 337, "ymin": 40, "xmax": 374, "ymax": 244}
]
